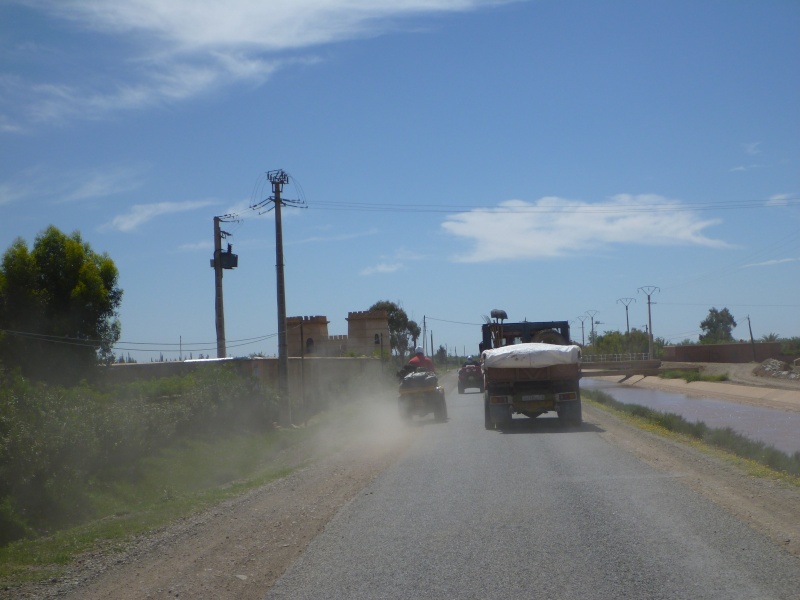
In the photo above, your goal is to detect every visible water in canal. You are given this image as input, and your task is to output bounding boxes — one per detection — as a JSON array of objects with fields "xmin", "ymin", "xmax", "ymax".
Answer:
[{"xmin": 581, "ymin": 379, "xmax": 800, "ymax": 456}]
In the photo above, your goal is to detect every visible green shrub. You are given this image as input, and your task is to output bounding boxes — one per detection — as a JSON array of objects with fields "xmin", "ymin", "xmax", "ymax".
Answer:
[
  {"xmin": 0, "ymin": 366, "xmax": 277, "ymax": 544},
  {"xmin": 659, "ymin": 369, "xmax": 728, "ymax": 383}
]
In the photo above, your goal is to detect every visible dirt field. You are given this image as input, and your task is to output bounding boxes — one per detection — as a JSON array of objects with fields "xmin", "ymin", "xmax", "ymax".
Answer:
[{"xmin": 7, "ymin": 362, "xmax": 800, "ymax": 599}]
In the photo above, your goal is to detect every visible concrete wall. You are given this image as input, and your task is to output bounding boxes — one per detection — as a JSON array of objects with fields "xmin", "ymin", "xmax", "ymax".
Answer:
[
  {"xmin": 663, "ymin": 342, "xmax": 782, "ymax": 363},
  {"xmin": 101, "ymin": 356, "xmax": 392, "ymax": 417}
]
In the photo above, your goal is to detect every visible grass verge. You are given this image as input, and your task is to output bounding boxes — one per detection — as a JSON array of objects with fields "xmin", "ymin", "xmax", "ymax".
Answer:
[
  {"xmin": 583, "ymin": 388, "xmax": 800, "ymax": 481},
  {"xmin": 659, "ymin": 369, "xmax": 729, "ymax": 383}
]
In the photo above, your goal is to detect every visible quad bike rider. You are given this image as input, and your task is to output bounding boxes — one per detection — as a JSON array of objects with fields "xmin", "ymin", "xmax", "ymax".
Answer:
[
  {"xmin": 396, "ymin": 347, "xmax": 447, "ymax": 422},
  {"xmin": 457, "ymin": 355, "xmax": 484, "ymax": 394}
]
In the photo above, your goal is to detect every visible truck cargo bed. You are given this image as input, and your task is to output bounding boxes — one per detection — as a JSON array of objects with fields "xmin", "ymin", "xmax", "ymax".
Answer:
[{"xmin": 484, "ymin": 363, "xmax": 580, "ymax": 383}]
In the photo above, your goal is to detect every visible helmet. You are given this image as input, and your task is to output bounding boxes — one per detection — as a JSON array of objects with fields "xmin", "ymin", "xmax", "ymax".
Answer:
[{"xmin": 415, "ymin": 346, "xmax": 424, "ymax": 355}]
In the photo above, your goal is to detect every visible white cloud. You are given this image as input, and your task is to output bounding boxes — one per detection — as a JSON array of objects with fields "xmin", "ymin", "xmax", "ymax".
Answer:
[
  {"xmin": 743, "ymin": 257, "xmax": 800, "ymax": 268},
  {"xmin": 729, "ymin": 164, "xmax": 762, "ymax": 173},
  {"xmin": 31, "ymin": 1, "xmax": 501, "ymax": 49},
  {"xmin": 742, "ymin": 141, "xmax": 762, "ymax": 155},
  {"xmin": 8, "ymin": 0, "xmax": 509, "ymax": 126},
  {"xmin": 360, "ymin": 262, "xmax": 403, "ymax": 276},
  {"xmin": 62, "ymin": 166, "xmax": 146, "ymax": 201},
  {"xmin": 442, "ymin": 194, "xmax": 730, "ymax": 263},
  {"xmin": 765, "ymin": 193, "xmax": 791, "ymax": 206},
  {"xmin": 102, "ymin": 199, "xmax": 215, "ymax": 232},
  {"xmin": 0, "ymin": 165, "xmax": 146, "ymax": 205},
  {"xmin": 359, "ymin": 245, "xmax": 425, "ymax": 274}
]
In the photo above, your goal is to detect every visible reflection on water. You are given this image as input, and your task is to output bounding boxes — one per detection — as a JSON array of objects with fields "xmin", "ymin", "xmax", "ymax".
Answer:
[{"xmin": 582, "ymin": 379, "xmax": 800, "ymax": 456}]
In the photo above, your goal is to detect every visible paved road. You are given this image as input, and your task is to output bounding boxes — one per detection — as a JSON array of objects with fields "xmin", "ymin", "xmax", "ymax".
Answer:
[{"xmin": 266, "ymin": 375, "xmax": 800, "ymax": 599}]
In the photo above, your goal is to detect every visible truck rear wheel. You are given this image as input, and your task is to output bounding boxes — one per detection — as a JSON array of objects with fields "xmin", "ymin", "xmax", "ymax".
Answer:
[
  {"xmin": 558, "ymin": 399, "xmax": 582, "ymax": 424},
  {"xmin": 484, "ymin": 395, "xmax": 494, "ymax": 430}
]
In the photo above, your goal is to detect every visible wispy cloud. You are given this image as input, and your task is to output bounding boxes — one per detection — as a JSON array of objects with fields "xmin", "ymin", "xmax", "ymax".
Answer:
[
  {"xmin": 360, "ymin": 262, "xmax": 403, "ymax": 276},
  {"xmin": 442, "ymin": 194, "xmax": 730, "ymax": 263},
  {"xmin": 360, "ymin": 245, "xmax": 423, "ymax": 275},
  {"xmin": 102, "ymin": 199, "xmax": 215, "ymax": 232},
  {"xmin": 62, "ymin": 166, "xmax": 146, "ymax": 201},
  {"xmin": 765, "ymin": 193, "xmax": 791, "ymax": 206},
  {"xmin": 743, "ymin": 257, "xmax": 800, "ymax": 268},
  {"xmin": 0, "ymin": 164, "xmax": 146, "ymax": 205},
  {"xmin": 6, "ymin": 0, "xmax": 508, "ymax": 128},
  {"xmin": 742, "ymin": 141, "xmax": 762, "ymax": 155}
]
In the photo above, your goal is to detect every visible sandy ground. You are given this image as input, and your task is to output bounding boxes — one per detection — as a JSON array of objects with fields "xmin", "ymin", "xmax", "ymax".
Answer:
[
  {"xmin": 7, "ymin": 362, "xmax": 800, "ymax": 599},
  {"xmin": 594, "ymin": 361, "xmax": 800, "ymax": 414}
]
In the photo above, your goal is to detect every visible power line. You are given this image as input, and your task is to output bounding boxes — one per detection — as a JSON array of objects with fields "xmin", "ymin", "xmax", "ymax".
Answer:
[
  {"xmin": 0, "ymin": 328, "xmax": 282, "ymax": 353},
  {"xmin": 307, "ymin": 195, "xmax": 800, "ymax": 215},
  {"xmin": 424, "ymin": 316, "xmax": 483, "ymax": 326}
]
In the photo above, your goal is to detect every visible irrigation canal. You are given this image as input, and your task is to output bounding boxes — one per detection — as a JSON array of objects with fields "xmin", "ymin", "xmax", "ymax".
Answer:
[{"xmin": 581, "ymin": 378, "xmax": 800, "ymax": 456}]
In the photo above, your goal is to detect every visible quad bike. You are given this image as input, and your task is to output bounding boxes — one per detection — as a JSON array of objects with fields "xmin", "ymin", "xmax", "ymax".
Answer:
[
  {"xmin": 457, "ymin": 361, "xmax": 484, "ymax": 394},
  {"xmin": 396, "ymin": 365, "xmax": 447, "ymax": 423}
]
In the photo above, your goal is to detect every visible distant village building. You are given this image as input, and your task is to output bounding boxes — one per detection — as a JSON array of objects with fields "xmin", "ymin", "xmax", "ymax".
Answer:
[{"xmin": 286, "ymin": 310, "xmax": 390, "ymax": 357}]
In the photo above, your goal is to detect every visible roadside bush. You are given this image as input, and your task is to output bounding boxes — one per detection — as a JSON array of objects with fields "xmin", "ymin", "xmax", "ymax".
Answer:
[
  {"xmin": 659, "ymin": 369, "xmax": 728, "ymax": 383},
  {"xmin": 0, "ymin": 366, "xmax": 277, "ymax": 545}
]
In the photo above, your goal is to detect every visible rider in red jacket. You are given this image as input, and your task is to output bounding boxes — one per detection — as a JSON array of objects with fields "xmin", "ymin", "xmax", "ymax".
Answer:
[{"xmin": 406, "ymin": 346, "xmax": 436, "ymax": 372}]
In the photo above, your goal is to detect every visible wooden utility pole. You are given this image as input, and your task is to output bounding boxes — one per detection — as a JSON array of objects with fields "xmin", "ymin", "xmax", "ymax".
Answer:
[
  {"xmin": 211, "ymin": 216, "xmax": 238, "ymax": 357},
  {"xmin": 269, "ymin": 170, "xmax": 291, "ymax": 424}
]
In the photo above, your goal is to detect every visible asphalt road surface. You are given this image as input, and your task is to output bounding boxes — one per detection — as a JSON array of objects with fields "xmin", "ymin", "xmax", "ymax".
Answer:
[{"xmin": 266, "ymin": 377, "xmax": 800, "ymax": 599}]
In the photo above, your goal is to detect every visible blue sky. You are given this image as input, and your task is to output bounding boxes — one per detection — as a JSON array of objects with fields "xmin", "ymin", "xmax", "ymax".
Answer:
[{"xmin": 2, "ymin": 0, "xmax": 799, "ymax": 361}]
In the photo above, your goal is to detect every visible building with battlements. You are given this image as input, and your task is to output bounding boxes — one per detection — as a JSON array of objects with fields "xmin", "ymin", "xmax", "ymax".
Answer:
[{"xmin": 286, "ymin": 310, "xmax": 390, "ymax": 357}]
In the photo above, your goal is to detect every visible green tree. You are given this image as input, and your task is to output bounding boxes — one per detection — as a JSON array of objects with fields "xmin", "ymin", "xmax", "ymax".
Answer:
[
  {"xmin": 698, "ymin": 307, "xmax": 737, "ymax": 344},
  {"xmin": 0, "ymin": 226, "xmax": 123, "ymax": 383},
  {"xmin": 434, "ymin": 344, "xmax": 448, "ymax": 366},
  {"xmin": 591, "ymin": 328, "xmax": 666, "ymax": 357},
  {"xmin": 761, "ymin": 333, "xmax": 780, "ymax": 342},
  {"xmin": 369, "ymin": 300, "xmax": 416, "ymax": 360},
  {"xmin": 408, "ymin": 320, "xmax": 421, "ymax": 349}
]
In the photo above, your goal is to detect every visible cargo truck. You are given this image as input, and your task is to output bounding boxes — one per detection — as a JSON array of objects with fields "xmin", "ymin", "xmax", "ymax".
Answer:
[{"xmin": 480, "ymin": 310, "xmax": 582, "ymax": 429}]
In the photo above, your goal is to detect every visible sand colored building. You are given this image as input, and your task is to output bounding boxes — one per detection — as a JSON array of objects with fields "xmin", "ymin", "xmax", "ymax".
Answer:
[{"xmin": 286, "ymin": 310, "xmax": 390, "ymax": 357}]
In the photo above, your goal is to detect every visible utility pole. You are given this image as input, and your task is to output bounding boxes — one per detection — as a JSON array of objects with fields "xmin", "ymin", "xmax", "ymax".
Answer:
[
  {"xmin": 251, "ymin": 169, "xmax": 304, "ymax": 425},
  {"xmin": 577, "ymin": 316, "xmax": 588, "ymax": 346},
  {"xmin": 747, "ymin": 315, "xmax": 757, "ymax": 362},
  {"xmin": 422, "ymin": 316, "xmax": 427, "ymax": 354},
  {"xmin": 617, "ymin": 298, "xmax": 635, "ymax": 335},
  {"xmin": 211, "ymin": 216, "xmax": 238, "ymax": 358},
  {"xmin": 638, "ymin": 286, "xmax": 660, "ymax": 359},
  {"xmin": 270, "ymin": 170, "xmax": 290, "ymax": 424},
  {"xmin": 585, "ymin": 310, "xmax": 599, "ymax": 347}
]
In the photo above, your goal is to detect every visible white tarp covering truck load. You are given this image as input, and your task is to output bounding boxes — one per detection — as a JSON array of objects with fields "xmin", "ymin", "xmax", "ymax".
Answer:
[{"xmin": 480, "ymin": 310, "xmax": 582, "ymax": 429}]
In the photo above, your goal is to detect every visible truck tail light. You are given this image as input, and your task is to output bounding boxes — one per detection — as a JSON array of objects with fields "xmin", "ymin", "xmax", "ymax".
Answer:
[
  {"xmin": 556, "ymin": 392, "xmax": 577, "ymax": 402},
  {"xmin": 489, "ymin": 395, "xmax": 509, "ymax": 404}
]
